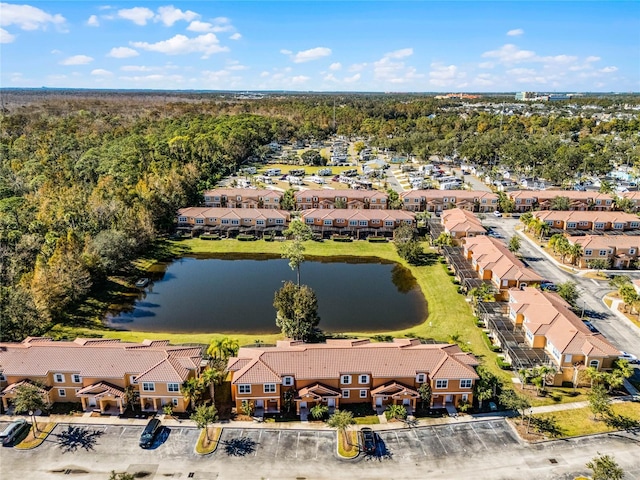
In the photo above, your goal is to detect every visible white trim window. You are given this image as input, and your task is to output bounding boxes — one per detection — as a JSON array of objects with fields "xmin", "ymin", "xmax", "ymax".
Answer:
[
  {"xmin": 168, "ymin": 383, "xmax": 180, "ymax": 393},
  {"xmin": 460, "ymin": 379, "xmax": 472, "ymax": 389},
  {"xmin": 283, "ymin": 376, "xmax": 294, "ymax": 387},
  {"xmin": 342, "ymin": 390, "xmax": 350, "ymax": 398},
  {"xmin": 359, "ymin": 375, "xmax": 369, "ymax": 384},
  {"xmin": 178, "ymin": 216, "xmax": 187, "ymax": 223},
  {"xmin": 172, "ymin": 398, "xmax": 179, "ymax": 407},
  {"xmin": 589, "ymin": 360, "xmax": 600, "ymax": 369},
  {"xmin": 264, "ymin": 384, "xmax": 276, "ymax": 393},
  {"xmin": 238, "ymin": 385, "xmax": 251, "ymax": 394},
  {"xmin": 341, "ymin": 375, "xmax": 352, "ymax": 385},
  {"xmin": 359, "ymin": 390, "xmax": 367, "ymax": 398},
  {"xmin": 416, "ymin": 373, "xmax": 426, "ymax": 383},
  {"xmin": 142, "ymin": 382, "xmax": 155, "ymax": 392},
  {"xmin": 54, "ymin": 374, "xmax": 65, "ymax": 383},
  {"xmin": 435, "ymin": 380, "xmax": 448, "ymax": 389},
  {"xmin": 72, "ymin": 374, "xmax": 81, "ymax": 383},
  {"xmin": 58, "ymin": 389, "xmax": 66, "ymax": 397}
]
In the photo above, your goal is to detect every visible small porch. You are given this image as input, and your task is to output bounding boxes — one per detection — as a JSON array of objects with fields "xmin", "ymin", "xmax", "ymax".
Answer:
[
  {"xmin": 295, "ymin": 383, "xmax": 341, "ymax": 415},
  {"xmin": 1, "ymin": 380, "xmax": 52, "ymax": 413},
  {"xmin": 370, "ymin": 382, "xmax": 418, "ymax": 414},
  {"xmin": 76, "ymin": 382, "xmax": 126, "ymax": 415}
]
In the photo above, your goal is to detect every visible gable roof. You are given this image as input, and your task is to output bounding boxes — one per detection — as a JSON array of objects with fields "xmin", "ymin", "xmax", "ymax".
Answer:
[{"xmin": 441, "ymin": 208, "xmax": 485, "ymax": 235}]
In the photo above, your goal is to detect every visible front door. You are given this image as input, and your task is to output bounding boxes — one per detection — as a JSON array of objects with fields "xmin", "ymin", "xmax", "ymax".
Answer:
[
  {"xmin": 88, "ymin": 397, "xmax": 96, "ymax": 407},
  {"xmin": 327, "ymin": 398, "xmax": 336, "ymax": 408},
  {"xmin": 376, "ymin": 397, "xmax": 383, "ymax": 407},
  {"xmin": 402, "ymin": 398, "xmax": 410, "ymax": 406},
  {"xmin": 255, "ymin": 400, "xmax": 264, "ymax": 408},
  {"xmin": 445, "ymin": 395, "xmax": 453, "ymax": 403},
  {"xmin": 300, "ymin": 401, "xmax": 307, "ymax": 409}
]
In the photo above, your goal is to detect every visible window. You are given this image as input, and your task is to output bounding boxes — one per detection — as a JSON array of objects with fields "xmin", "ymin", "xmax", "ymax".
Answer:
[
  {"xmin": 58, "ymin": 389, "xmax": 66, "ymax": 397},
  {"xmin": 172, "ymin": 398, "xmax": 179, "ymax": 407},
  {"xmin": 360, "ymin": 390, "xmax": 367, "ymax": 398},
  {"xmin": 257, "ymin": 220, "xmax": 265, "ymax": 225},
  {"xmin": 416, "ymin": 373, "xmax": 426, "ymax": 383},
  {"xmin": 342, "ymin": 390, "xmax": 350, "ymax": 398},
  {"xmin": 359, "ymin": 375, "xmax": 369, "ymax": 384},
  {"xmin": 589, "ymin": 360, "xmax": 600, "ymax": 369},
  {"xmin": 435, "ymin": 380, "xmax": 448, "ymax": 389},
  {"xmin": 54, "ymin": 374, "xmax": 65, "ymax": 383},
  {"xmin": 349, "ymin": 220, "xmax": 358, "ymax": 226},
  {"xmin": 243, "ymin": 218, "xmax": 251, "ymax": 224},
  {"xmin": 585, "ymin": 249, "xmax": 593, "ymax": 256},
  {"xmin": 630, "ymin": 248, "xmax": 636, "ymax": 255},
  {"xmin": 567, "ymin": 222, "xmax": 577, "ymax": 228},
  {"xmin": 222, "ymin": 219, "xmax": 229, "ymax": 224},
  {"xmin": 168, "ymin": 383, "xmax": 180, "ymax": 393},
  {"xmin": 264, "ymin": 384, "xmax": 276, "ymax": 393},
  {"xmin": 178, "ymin": 216, "xmax": 187, "ymax": 223},
  {"xmin": 142, "ymin": 382, "xmax": 155, "ymax": 392},
  {"xmin": 565, "ymin": 354, "xmax": 572, "ymax": 363},
  {"xmin": 276, "ymin": 219, "xmax": 284, "ymax": 225},
  {"xmin": 238, "ymin": 385, "xmax": 251, "ymax": 394},
  {"xmin": 460, "ymin": 379, "xmax": 472, "ymax": 389},
  {"xmin": 599, "ymin": 250, "xmax": 608, "ymax": 256},
  {"xmin": 0, "ymin": 373, "xmax": 5, "ymax": 381},
  {"xmin": 283, "ymin": 376, "xmax": 294, "ymax": 386},
  {"xmin": 72, "ymin": 374, "xmax": 81, "ymax": 383},
  {"xmin": 630, "ymin": 222, "xmax": 639, "ymax": 228},
  {"xmin": 595, "ymin": 223, "xmax": 605, "ymax": 229},
  {"xmin": 306, "ymin": 218, "xmax": 314, "ymax": 224},
  {"xmin": 462, "ymin": 394, "xmax": 468, "ymax": 402},
  {"xmin": 614, "ymin": 223, "xmax": 624, "ymax": 230},
  {"xmin": 385, "ymin": 221, "xmax": 394, "ymax": 227},
  {"xmin": 341, "ymin": 375, "xmax": 352, "ymax": 385},
  {"xmin": 231, "ymin": 220, "xmax": 239, "ymax": 225},
  {"xmin": 359, "ymin": 220, "xmax": 368, "ymax": 226},
  {"xmin": 324, "ymin": 220, "xmax": 333, "ymax": 225},
  {"xmin": 130, "ymin": 375, "xmax": 137, "ymax": 384}
]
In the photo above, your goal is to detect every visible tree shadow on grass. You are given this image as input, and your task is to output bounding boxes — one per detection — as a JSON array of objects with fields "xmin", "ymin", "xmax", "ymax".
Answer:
[
  {"xmin": 222, "ymin": 437, "xmax": 257, "ymax": 456},
  {"xmin": 55, "ymin": 425, "xmax": 104, "ymax": 453},
  {"xmin": 605, "ymin": 414, "xmax": 640, "ymax": 431}
]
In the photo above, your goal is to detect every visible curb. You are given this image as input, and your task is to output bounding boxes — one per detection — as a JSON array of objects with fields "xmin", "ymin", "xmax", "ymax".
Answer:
[
  {"xmin": 14, "ymin": 422, "xmax": 57, "ymax": 450},
  {"xmin": 194, "ymin": 426, "xmax": 222, "ymax": 455}
]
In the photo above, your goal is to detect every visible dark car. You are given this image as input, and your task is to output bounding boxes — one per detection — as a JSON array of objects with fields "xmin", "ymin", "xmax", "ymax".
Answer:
[
  {"xmin": 583, "ymin": 321, "xmax": 599, "ymax": 333},
  {"xmin": 540, "ymin": 282, "xmax": 557, "ymax": 292},
  {"xmin": 139, "ymin": 418, "xmax": 161, "ymax": 448},
  {"xmin": 360, "ymin": 427, "xmax": 377, "ymax": 454}
]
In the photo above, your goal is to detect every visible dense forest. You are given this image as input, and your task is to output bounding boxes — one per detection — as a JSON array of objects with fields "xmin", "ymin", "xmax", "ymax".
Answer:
[{"xmin": 1, "ymin": 91, "xmax": 639, "ymax": 341}]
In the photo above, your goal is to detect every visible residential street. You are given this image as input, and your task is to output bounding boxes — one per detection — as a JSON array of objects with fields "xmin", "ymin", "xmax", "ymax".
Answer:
[{"xmin": 483, "ymin": 216, "xmax": 640, "ymax": 359}]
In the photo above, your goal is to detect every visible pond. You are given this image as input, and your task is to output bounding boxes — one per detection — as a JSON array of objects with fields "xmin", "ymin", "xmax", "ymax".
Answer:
[{"xmin": 106, "ymin": 255, "xmax": 427, "ymax": 334}]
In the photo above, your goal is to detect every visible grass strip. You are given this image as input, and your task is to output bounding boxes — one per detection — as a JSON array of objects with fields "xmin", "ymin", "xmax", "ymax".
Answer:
[
  {"xmin": 195, "ymin": 426, "xmax": 222, "ymax": 455},
  {"xmin": 15, "ymin": 422, "xmax": 56, "ymax": 450},
  {"xmin": 337, "ymin": 430, "xmax": 359, "ymax": 458}
]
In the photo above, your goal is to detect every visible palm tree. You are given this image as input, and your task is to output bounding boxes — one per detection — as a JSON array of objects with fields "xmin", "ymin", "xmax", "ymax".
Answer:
[
  {"xmin": 327, "ymin": 410, "xmax": 355, "ymax": 444},
  {"xmin": 310, "ymin": 404, "xmax": 328, "ymax": 420},
  {"xmin": 181, "ymin": 377, "xmax": 204, "ymax": 410},
  {"xmin": 568, "ymin": 243, "xmax": 583, "ymax": 267},
  {"xmin": 548, "ymin": 234, "xmax": 565, "ymax": 254},
  {"xmin": 385, "ymin": 404, "xmax": 408, "ymax": 420}
]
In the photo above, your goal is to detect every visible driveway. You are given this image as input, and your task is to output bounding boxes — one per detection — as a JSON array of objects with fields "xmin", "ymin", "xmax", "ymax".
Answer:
[{"xmin": 483, "ymin": 217, "xmax": 640, "ymax": 358}]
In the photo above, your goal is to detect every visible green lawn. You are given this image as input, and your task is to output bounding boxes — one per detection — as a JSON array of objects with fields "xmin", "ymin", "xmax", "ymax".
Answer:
[
  {"xmin": 534, "ymin": 402, "xmax": 640, "ymax": 438},
  {"xmin": 51, "ymin": 237, "xmax": 508, "ymax": 380}
]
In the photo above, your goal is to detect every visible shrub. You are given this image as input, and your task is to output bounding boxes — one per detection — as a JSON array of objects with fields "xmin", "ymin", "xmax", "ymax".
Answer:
[
  {"xmin": 263, "ymin": 234, "xmax": 274, "ymax": 242},
  {"xmin": 332, "ymin": 235, "xmax": 353, "ymax": 242},
  {"xmin": 367, "ymin": 237, "xmax": 388, "ymax": 243},
  {"xmin": 200, "ymin": 234, "xmax": 220, "ymax": 240},
  {"xmin": 237, "ymin": 234, "xmax": 257, "ymax": 241},
  {"xmin": 496, "ymin": 357, "xmax": 512, "ymax": 370}
]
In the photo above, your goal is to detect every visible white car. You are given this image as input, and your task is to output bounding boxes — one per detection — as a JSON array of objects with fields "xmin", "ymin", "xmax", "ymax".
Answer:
[
  {"xmin": 493, "ymin": 211, "xmax": 502, "ymax": 217},
  {"xmin": 619, "ymin": 351, "xmax": 638, "ymax": 363}
]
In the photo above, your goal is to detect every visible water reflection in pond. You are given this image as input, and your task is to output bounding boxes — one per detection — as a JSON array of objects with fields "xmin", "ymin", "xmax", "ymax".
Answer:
[{"xmin": 106, "ymin": 255, "xmax": 427, "ymax": 334}]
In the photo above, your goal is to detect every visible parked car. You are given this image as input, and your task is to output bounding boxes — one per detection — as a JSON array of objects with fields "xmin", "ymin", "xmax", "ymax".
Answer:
[
  {"xmin": 488, "ymin": 402, "xmax": 498, "ymax": 412},
  {"xmin": 360, "ymin": 427, "xmax": 377, "ymax": 454},
  {"xmin": 139, "ymin": 418, "xmax": 162, "ymax": 448},
  {"xmin": 493, "ymin": 211, "xmax": 502, "ymax": 217},
  {"xmin": 583, "ymin": 321, "xmax": 599, "ymax": 333},
  {"xmin": 619, "ymin": 351, "xmax": 639, "ymax": 363},
  {"xmin": 540, "ymin": 282, "xmax": 558, "ymax": 292},
  {"xmin": 1, "ymin": 419, "xmax": 29, "ymax": 446}
]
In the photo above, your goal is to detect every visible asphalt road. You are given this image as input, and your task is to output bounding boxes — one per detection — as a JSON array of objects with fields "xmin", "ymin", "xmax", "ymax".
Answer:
[{"xmin": 483, "ymin": 217, "xmax": 640, "ymax": 358}]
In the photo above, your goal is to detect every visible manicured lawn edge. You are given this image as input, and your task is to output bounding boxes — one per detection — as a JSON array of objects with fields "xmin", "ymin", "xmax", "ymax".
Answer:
[
  {"xmin": 15, "ymin": 422, "xmax": 56, "ymax": 449},
  {"xmin": 195, "ymin": 426, "xmax": 222, "ymax": 455},
  {"xmin": 337, "ymin": 430, "xmax": 359, "ymax": 459}
]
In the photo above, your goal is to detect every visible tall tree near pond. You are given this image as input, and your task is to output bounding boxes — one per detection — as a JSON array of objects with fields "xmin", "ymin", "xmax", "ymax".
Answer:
[
  {"xmin": 282, "ymin": 219, "xmax": 313, "ymax": 285},
  {"xmin": 273, "ymin": 281, "xmax": 320, "ymax": 341}
]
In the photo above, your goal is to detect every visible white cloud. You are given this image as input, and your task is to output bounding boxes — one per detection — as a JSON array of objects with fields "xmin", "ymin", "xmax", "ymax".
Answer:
[
  {"xmin": 323, "ymin": 73, "xmax": 338, "ymax": 82},
  {"xmin": 384, "ymin": 48, "xmax": 413, "ymax": 59},
  {"xmin": 60, "ymin": 55, "xmax": 94, "ymax": 65},
  {"xmin": 329, "ymin": 62, "xmax": 342, "ymax": 71},
  {"xmin": 506, "ymin": 68, "xmax": 536, "ymax": 76},
  {"xmin": 121, "ymin": 65, "xmax": 155, "ymax": 72},
  {"xmin": 260, "ymin": 71, "xmax": 269, "ymax": 77},
  {"xmin": 506, "ymin": 28, "xmax": 524, "ymax": 37},
  {"xmin": 428, "ymin": 62, "xmax": 465, "ymax": 87},
  {"xmin": 280, "ymin": 49, "xmax": 292, "ymax": 55},
  {"xmin": 50, "ymin": 49, "xmax": 61, "ymax": 54},
  {"xmin": 187, "ymin": 20, "xmax": 213, "ymax": 32},
  {"xmin": 478, "ymin": 61, "xmax": 495, "ymax": 69},
  {"xmin": 291, "ymin": 75, "xmax": 310, "ymax": 84},
  {"xmin": 348, "ymin": 63, "xmax": 367, "ymax": 72},
  {"xmin": 229, "ymin": 32, "xmax": 241, "ymax": 40},
  {"xmin": 91, "ymin": 69, "xmax": 112, "ymax": 76},
  {"xmin": 117, "ymin": 7, "xmax": 154, "ymax": 26},
  {"xmin": 343, "ymin": 73, "xmax": 361, "ymax": 84},
  {"xmin": 227, "ymin": 63, "xmax": 247, "ymax": 71},
  {"xmin": 87, "ymin": 15, "xmax": 99, "ymax": 27},
  {"xmin": 600, "ymin": 66, "xmax": 618, "ymax": 73},
  {"xmin": 586, "ymin": 56, "xmax": 601, "ymax": 63},
  {"xmin": 0, "ymin": 27, "xmax": 15, "ymax": 43},
  {"xmin": 0, "ymin": 2, "xmax": 66, "ymax": 31},
  {"xmin": 155, "ymin": 6, "xmax": 199, "ymax": 26},
  {"xmin": 119, "ymin": 73, "xmax": 184, "ymax": 83},
  {"xmin": 108, "ymin": 46, "xmax": 139, "ymax": 58},
  {"xmin": 482, "ymin": 44, "xmax": 536, "ymax": 63},
  {"xmin": 291, "ymin": 47, "xmax": 331, "ymax": 63},
  {"xmin": 131, "ymin": 33, "xmax": 228, "ymax": 58}
]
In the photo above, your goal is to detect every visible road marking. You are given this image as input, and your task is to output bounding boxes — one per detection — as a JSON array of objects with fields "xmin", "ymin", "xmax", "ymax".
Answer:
[
  {"xmin": 315, "ymin": 431, "xmax": 320, "ymax": 459},
  {"xmin": 120, "ymin": 427, "xmax": 126, "ymax": 436},
  {"xmin": 470, "ymin": 423, "xmax": 489, "ymax": 451},
  {"xmin": 592, "ymin": 279, "xmax": 600, "ymax": 285},
  {"xmin": 413, "ymin": 428, "xmax": 427, "ymax": 457},
  {"xmin": 254, "ymin": 429, "xmax": 262, "ymax": 457},
  {"xmin": 487, "ymin": 420, "xmax": 508, "ymax": 447},
  {"xmin": 274, "ymin": 430, "xmax": 282, "ymax": 457},
  {"xmin": 432, "ymin": 427, "xmax": 448, "ymax": 454}
]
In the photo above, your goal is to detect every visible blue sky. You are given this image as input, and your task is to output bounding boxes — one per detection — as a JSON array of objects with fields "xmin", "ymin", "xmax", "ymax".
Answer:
[{"xmin": 1, "ymin": 1, "xmax": 638, "ymax": 92}]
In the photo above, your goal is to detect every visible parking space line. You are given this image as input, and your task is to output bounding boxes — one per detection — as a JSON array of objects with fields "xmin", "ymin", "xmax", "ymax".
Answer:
[
  {"xmin": 487, "ymin": 421, "xmax": 508, "ymax": 447},
  {"xmin": 254, "ymin": 430, "xmax": 262, "ymax": 457},
  {"xmin": 412, "ymin": 429, "xmax": 427, "ymax": 457},
  {"xmin": 120, "ymin": 427, "xmax": 126, "ymax": 436},
  {"xmin": 295, "ymin": 431, "xmax": 300, "ymax": 458},
  {"xmin": 432, "ymin": 427, "xmax": 448, "ymax": 454},
  {"xmin": 470, "ymin": 423, "xmax": 489, "ymax": 451},
  {"xmin": 274, "ymin": 430, "xmax": 282, "ymax": 457},
  {"xmin": 315, "ymin": 431, "xmax": 320, "ymax": 460}
]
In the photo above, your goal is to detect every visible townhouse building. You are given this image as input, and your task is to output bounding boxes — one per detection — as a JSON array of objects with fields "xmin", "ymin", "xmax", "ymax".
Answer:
[
  {"xmin": 507, "ymin": 288, "xmax": 619, "ymax": 385},
  {"xmin": 300, "ymin": 208, "xmax": 415, "ymax": 238},
  {"xmin": 532, "ymin": 210, "xmax": 640, "ymax": 232},
  {"xmin": 441, "ymin": 208, "xmax": 486, "ymax": 243},
  {"xmin": 508, "ymin": 191, "xmax": 615, "ymax": 212},
  {"xmin": 622, "ymin": 192, "xmax": 640, "ymax": 212},
  {"xmin": 565, "ymin": 235, "xmax": 640, "ymax": 269},
  {"xmin": 0, "ymin": 338, "xmax": 202, "ymax": 414},
  {"xmin": 400, "ymin": 190, "xmax": 498, "ymax": 213},
  {"xmin": 463, "ymin": 236, "xmax": 543, "ymax": 298},
  {"xmin": 227, "ymin": 339, "xmax": 480, "ymax": 415},
  {"xmin": 203, "ymin": 188, "xmax": 283, "ymax": 209},
  {"xmin": 294, "ymin": 189, "xmax": 388, "ymax": 210},
  {"xmin": 176, "ymin": 207, "xmax": 290, "ymax": 236}
]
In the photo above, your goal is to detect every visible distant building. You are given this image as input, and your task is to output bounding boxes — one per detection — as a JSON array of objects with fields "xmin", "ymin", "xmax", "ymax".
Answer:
[{"xmin": 515, "ymin": 92, "xmax": 537, "ymax": 101}]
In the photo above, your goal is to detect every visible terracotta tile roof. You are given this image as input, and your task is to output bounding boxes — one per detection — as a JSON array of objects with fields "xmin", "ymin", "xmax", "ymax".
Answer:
[
  {"xmin": 230, "ymin": 339, "xmax": 478, "ymax": 385},
  {"xmin": 295, "ymin": 189, "xmax": 387, "ymax": 201},
  {"xmin": 0, "ymin": 338, "xmax": 201, "ymax": 383},
  {"xmin": 76, "ymin": 381, "xmax": 125, "ymax": 398},
  {"xmin": 300, "ymin": 208, "xmax": 414, "ymax": 222},
  {"xmin": 533, "ymin": 210, "xmax": 639, "ymax": 224},
  {"xmin": 370, "ymin": 381, "xmax": 419, "ymax": 397},
  {"xmin": 177, "ymin": 207, "xmax": 289, "ymax": 221},
  {"xmin": 0, "ymin": 379, "xmax": 51, "ymax": 396},
  {"xmin": 509, "ymin": 190, "xmax": 613, "ymax": 203},
  {"xmin": 296, "ymin": 383, "xmax": 341, "ymax": 399},
  {"xmin": 441, "ymin": 208, "xmax": 486, "ymax": 235},
  {"xmin": 203, "ymin": 188, "xmax": 282, "ymax": 199},
  {"xmin": 509, "ymin": 288, "xmax": 619, "ymax": 358},
  {"xmin": 568, "ymin": 235, "xmax": 640, "ymax": 251},
  {"xmin": 400, "ymin": 190, "xmax": 497, "ymax": 202}
]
